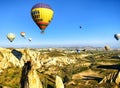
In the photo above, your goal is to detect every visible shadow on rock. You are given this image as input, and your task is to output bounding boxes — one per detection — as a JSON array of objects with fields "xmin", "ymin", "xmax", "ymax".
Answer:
[
  {"xmin": 97, "ymin": 64, "xmax": 120, "ymax": 70},
  {"xmin": 82, "ymin": 76, "xmax": 103, "ymax": 83},
  {"xmin": 20, "ymin": 61, "xmax": 31, "ymax": 88},
  {"xmin": 111, "ymin": 55, "xmax": 120, "ymax": 59},
  {"xmin": 11, "ymin": 49, "xmax": 22, "ymax": 60}
]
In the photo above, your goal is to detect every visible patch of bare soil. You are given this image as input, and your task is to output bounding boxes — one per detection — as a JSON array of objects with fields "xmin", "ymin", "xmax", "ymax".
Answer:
[{"xmin": 72, "ymin": 69, "xmax": 103, "ymax": 80}]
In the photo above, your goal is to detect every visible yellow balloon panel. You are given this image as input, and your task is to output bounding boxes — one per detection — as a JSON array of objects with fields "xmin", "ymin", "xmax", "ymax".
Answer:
[{"xmin": 31, "ymin": 8, "xmax": 54, "ymax": 23}]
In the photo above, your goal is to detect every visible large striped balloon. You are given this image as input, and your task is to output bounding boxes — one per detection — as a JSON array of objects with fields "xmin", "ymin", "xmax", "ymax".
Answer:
[{"xmin": 31, "ymin": 3, "xmax": 54, "ymax": 33}]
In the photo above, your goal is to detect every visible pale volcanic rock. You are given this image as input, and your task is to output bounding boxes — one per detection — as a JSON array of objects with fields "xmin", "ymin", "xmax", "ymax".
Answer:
[
  {"xmin": 55, "ymin": 75, "xmax": 64, "ymax": 88},
  {"xmin": 99, "ymin": 71, "xmax": 120, "ymax": 86},
  {"xmin": 28, "ymin": 69, "xmax": 43, "ymax": 88},
  {"xmin": 0, "ymin": 48, "xmax": 77, "ymax": 73},
  {"xmin": 0, "ymin": 48, "xmax": 22, "ymax": 72},
  {"xmin": 20, "ymin": 61, "xmax": 43, "ymax": 88},
  {"xmin": 116, "ymin": 71, "xmax": 120, "ymax": 85},
  {"xmin": 43, "ymin": 56, "xmax": 76, "ymax": 68}
]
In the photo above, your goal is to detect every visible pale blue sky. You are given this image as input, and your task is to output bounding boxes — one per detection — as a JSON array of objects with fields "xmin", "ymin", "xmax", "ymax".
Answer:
[{"xmin": 0, "ymin": 0, "xmax": 120, "ymax": 48}]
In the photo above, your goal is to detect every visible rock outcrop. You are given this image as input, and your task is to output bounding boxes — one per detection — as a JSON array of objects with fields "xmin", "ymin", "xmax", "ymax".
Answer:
[
  {"xmin": 0, "ymin": 48, "xmax": 78, "ymax": 73},
  {"xmin": 0, "ymin": 48, "xmax": 79, "ymax": 88},
  {"xmin": 55, "ymin": 75, "xmax": 64, "ymax": 88},
  {"xmin": 20, "ymin": 61, "xmax": 43, "ymax": 88},
  {"xmin": 99, "ymin": 70, "xmax": 120, "ymax": 86}
]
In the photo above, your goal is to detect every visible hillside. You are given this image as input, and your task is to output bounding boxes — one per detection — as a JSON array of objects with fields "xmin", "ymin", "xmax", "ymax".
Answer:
[{"xmin": 0, "ymin": 48, "xmax": 120, "ymax": 88}]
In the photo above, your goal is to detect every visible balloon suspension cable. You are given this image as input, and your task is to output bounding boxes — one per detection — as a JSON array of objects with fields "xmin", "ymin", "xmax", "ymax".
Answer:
[{"xmin": 24, "ymin": 36, "xmax": 27, "ymax": 39}]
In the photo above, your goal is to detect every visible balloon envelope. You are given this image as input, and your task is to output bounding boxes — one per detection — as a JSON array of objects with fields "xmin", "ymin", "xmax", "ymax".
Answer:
[
  {"xmin": 28, "ymin": 38, "xmax": 32, "ymax": 42},
  {"xmin": 80, "ymin": 26, "xmax": 82, "ymax": 29},
  {"xmin": 114, "ymin": 34, "xmax": 120, "ymax": 40},
  {"xmin": 7, "ymin": 33, "xmax": 16, "ymax": 42},
  {"xmin": 20, "ymin": 32, "xmax": 26, "ymax": 37},
  {"xmin": 76, "ymin": 49, "xmax": 80, "ymax": 53},
  {"xmin": 31, "ymin": 3, "xmax": 54, "ymax": 33},
  {"xmin": 104, "ymin": 45, "xmax": 110, "ymax": 51}
]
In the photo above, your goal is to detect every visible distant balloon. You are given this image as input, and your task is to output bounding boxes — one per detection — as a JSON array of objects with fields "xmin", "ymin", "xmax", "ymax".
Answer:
[
  {"xmin": 31, "ymin": 3, "xmax": 54, "ymax": 33},
  {"xmin": 28, "ymin": 38, "xmax": 32, "ymax": 42},
  {"xmin": 7, "ymin": 33, "xmax": 16, "ymax": 42},
  {"xmin": 48, "ymin": 48, "xmax": 52, "ymax": 52},
  {"xmin": 82, "ymin": 49, "xmax": 86, "ymax": 52},
  {"xmin": 114, "ymin": 34, "xmax": 120, "ymax": 40},
  {"xmin": 104, "ymin": 45, "xmax": 110, "ymax": 51},
  {"xmin": 76, "ymin": 49, "xmax": 80, "ymax": 53},
  {"xmin": 80, "ymin": 26, "xmax": 82, "ymax": 29},
  {"xmin": 20, "ymin": 32, "xmax": 26, "ymax": 37}
]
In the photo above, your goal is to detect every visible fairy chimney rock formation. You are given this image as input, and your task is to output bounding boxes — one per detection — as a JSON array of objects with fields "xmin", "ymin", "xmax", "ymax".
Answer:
[
  {"xmin": 56, "ymin": 75, "xmax": 64, "ymax": 88},
  {"xmin": 20, "ymin": 61, "xmax": 43, "ymax": 88}
]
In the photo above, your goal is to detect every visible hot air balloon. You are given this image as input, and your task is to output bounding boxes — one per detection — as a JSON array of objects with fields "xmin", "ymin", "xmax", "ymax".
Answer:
[
  {"xmin": 7, "ymin": 33, "xmax": 16, "ymax": 42},
  {"xmin": 76, "ymin": 49, "xmax": 80, "ymax": 53},
  {"xmin": 20, "ymin": 32, "xmax": 26, "ymax": 38},
  {"xmin": 114, "ymin": 34, "xmax": 120, "ymax": 40},
  {"xmin": 28, "ymin": 38, "xmax": 32, "ymax": 42},
  {"xmin": 80, "ymin": 26, "xmax": 82, "ymax": 29},
  {"xmin": 104, "ymin": 45, "xmax": 110, "ymax": 51},
  {"xmin": 31, "ymin": 3, "xmax": 54, "ymax": 33}
]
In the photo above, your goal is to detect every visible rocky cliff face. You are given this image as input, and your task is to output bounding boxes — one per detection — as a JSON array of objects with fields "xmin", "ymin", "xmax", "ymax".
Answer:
[
  {"xmin": 0, "ymin": 48, "xmax": 23, "ymax": 73},
  {"xmin": 0, "ymin": 48, "xmax": 78, "ymax": 73},
  {"xmin": 20, "ymin": 61, "xmax": 43, "ymax": 88},
  {"xmin": 99, "ymin": 71, "xmax": 120, "ymax": 87},
  {"xmin": 1, "ymin": 48, "xmax": 120, "ymax": 88},
  {"xmin": 0, "ymin": 48, "xmax": 78, "ymax": 88}
]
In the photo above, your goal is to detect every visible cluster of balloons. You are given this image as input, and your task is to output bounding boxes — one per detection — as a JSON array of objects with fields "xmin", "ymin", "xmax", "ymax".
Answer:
[
  {"xmin": 20, "ymin": 32, "xmax": 32, "ymax": 42},
  {"xmin": 7, "ymin": 2, "xmax": 120, "ymax": 51},
  {"xmin": 104, "ymin": 33, "xmax": 120, "ymax": 51},
  {"xmin": 7, "ymin": 32, "xmax": 32, "ymax": 42},
  {"xmin": 7, "ymin": 3, "xmax": 54, "ymax": 42}
]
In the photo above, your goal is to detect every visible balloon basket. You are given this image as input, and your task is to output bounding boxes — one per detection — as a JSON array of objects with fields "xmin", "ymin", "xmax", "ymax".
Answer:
[{"xmin": 41, "ymin": 31, "xmax": 45, "ymax": 34}]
